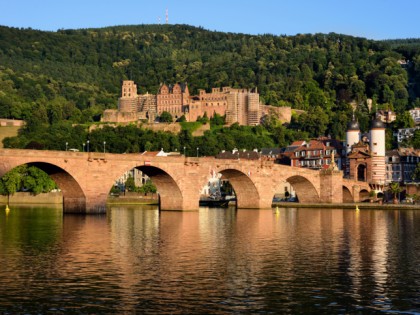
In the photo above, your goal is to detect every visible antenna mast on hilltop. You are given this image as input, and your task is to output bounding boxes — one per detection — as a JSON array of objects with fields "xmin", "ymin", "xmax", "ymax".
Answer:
[{"xmin": 166, "ymin": 8, "xmax": 168, "ymax": 24}]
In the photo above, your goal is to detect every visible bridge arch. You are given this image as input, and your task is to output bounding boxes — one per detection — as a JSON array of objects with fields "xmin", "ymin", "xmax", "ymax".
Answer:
[
  {"xmin": 360, "ymin": 189, "xmax": 370, "ymax": 202},
  {"xmin": 215, "ymin": 168, "xmax": 260, "ymax": 208},
  {"xmin": 285, "ymin": 175, "xmax": 320, "ymax": 203},
  {"xmin": 133, "ymin": 165, "xmax": 184, "ymax": 210},
  {"xmin": 343, "ymin": 185, "xmax": 353, "ymax": 203},
  {"xmin": 2, "ymin": 162, "xmax": 86, "ymax": 212}
]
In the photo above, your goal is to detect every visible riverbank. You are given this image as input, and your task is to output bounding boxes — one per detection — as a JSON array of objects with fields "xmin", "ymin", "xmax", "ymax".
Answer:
[
  {"xmin": 0, "ymin": 192, "xmax": 159, "ymax": 205},
  {"xmin": 0, "ymin": 192, "xmax": 63, "ymax": 204},
  {"xmin": 273, "ymin": 202, "xmax": 420, "ymax": 210},
  {"xmin": 1, "ymin": 193, "xmax": 419, "ymax": 210}
]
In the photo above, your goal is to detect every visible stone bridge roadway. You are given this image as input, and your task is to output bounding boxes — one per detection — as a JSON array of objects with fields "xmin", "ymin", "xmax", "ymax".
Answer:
[{"xmin": 0, "ymin": 149, "xmax": 370, "ymax": 213}]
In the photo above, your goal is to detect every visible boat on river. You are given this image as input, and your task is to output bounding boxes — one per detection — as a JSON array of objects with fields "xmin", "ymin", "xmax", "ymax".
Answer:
[
  {"xmin": 199, "ymin": 197, "xmax": 230, "ymax": 208},
  {"xmin": 199, "ymin": 193, "xmax": 235, "ymax": 208}
]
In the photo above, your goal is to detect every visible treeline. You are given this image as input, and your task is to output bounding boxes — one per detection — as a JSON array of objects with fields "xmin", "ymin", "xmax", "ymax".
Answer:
[
  {"xmin": 3, "ymin": 115, "xmax": 304, "ymax": 156},
  {"xmin": 1, "ymin": 24, "xmax": 420, "ymax": 147}
]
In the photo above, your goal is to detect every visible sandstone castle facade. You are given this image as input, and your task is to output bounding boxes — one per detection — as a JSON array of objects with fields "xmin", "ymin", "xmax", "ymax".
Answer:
[{"xmin": 102, "ymin": 80, "xmax": 291, "ymax": 126}]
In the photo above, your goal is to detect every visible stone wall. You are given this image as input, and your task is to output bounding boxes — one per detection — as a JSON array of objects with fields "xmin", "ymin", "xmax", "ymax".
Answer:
[
  {"xmin": 0, "ymin": 119, "xmax": 25, "ymax": 127},
  {"xmin": 0, "ymin": 192, "xmax": 63, "ymax": 204}
]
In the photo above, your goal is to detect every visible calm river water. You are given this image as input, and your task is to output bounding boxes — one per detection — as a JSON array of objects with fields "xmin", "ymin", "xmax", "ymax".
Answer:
[{"xmin": 0, "ymin": 205, "xmax": 419, "ymax": 314}]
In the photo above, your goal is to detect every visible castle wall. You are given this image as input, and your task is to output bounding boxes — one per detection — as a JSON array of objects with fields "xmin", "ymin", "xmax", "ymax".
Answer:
[{"xmin": 111, "ymin": 80, "xmax": 291, "ymax": 126}]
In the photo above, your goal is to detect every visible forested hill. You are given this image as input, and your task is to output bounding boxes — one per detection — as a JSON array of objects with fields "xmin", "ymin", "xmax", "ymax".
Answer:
[{"xmin": 0, "ymin": 24, "xmax": 420, "ymax": 130}]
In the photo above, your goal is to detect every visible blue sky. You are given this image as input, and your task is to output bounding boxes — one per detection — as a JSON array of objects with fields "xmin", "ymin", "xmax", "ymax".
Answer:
[{"xmin": 1, "ymin": 0, "xmax": 419, "ymax": 40}]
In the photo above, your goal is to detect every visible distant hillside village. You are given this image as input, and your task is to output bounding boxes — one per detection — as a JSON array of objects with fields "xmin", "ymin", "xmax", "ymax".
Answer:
[{"xmin": 102, "ymin": 80, "xmax": 292, "ymax": 126}]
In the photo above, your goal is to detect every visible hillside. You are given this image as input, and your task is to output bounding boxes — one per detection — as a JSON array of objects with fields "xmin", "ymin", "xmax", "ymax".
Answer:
[{"xmin": 0, "ymin": 24, "xmax": 420, "ymax": 152}]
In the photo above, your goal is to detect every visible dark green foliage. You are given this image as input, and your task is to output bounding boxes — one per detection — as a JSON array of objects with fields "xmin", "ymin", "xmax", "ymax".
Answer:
[
  {"xmin": 1, "ymin": 24, "xmax": 419, "ymax": 151},
  {"xmin": 1, "ymin": 25, "xmax": 418, "ymax": 121},
  {"xmin": 139, "ymin": 181, "xmax": 157, "ymax": 195},
  {"xmin": 159, "ymin": 111, "xmax": 173, "ymax": 122},
  {"xmin": 125, "ymin": 175, "xmax": 136, "ymax": 192},
  {"xmin": 0, "ymin": 164, "xmax": 56, "ymax": 196},
  {"xmin": 411, "ymin": 130, "xmax": 420, "ymax": 149}
]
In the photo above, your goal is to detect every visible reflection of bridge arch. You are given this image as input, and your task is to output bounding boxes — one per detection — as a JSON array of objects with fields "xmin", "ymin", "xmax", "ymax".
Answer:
[
  {"xmin": 134, "ymin": 166, "xmax": 183, "ymax": 210},
  {"xmin": 285, "ymin": 175, "xmax": 320, "ymax": 203}
]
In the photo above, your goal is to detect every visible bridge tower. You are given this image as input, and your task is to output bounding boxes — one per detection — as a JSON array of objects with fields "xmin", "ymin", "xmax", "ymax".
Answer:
[{"xmin": 369, "ymin": 117, "xmax": 386, "ymax": 184}]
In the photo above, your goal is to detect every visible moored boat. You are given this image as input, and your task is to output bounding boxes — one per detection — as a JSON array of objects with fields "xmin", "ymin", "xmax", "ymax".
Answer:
[{"xmin": 199, "ymin": 197, "xmax": 230, "ymax": 208}]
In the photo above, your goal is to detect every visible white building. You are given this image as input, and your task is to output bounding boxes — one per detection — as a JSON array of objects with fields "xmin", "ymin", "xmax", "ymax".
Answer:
[
  {"xmin": 395, "ymin": 127, "xmax": 420, "ymax": 143},
  {"xmin": 409, "ymin": 108, "xmax": 420, "ymax": 125}
]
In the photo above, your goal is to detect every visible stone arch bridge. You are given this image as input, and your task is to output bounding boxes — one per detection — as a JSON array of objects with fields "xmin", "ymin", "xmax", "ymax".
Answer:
[{"xmin": 0, "ymin": 149, "xmax": 370, "ymax": 213}]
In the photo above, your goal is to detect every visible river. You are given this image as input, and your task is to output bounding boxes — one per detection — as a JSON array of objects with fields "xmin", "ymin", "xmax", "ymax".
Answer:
[{"xmin": 0, "ymin": 205, "xmax": 419, "ymax": 314}]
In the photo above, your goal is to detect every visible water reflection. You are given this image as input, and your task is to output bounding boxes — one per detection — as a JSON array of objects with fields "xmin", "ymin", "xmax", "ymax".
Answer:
[{"xmin": 0, "ymin": 206, "xmax": 419, "ymax": 313}]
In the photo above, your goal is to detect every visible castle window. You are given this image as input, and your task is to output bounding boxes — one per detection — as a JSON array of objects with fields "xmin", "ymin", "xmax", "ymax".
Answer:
[{"xmin": 374, "ymin": 143, "xmax": 377, "ymax": 145}]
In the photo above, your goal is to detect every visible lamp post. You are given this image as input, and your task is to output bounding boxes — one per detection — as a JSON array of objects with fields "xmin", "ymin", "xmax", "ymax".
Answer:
[
  {"xmin": 183, "ymin": 146, "xmax": 186, "ymax": 157},
  {"xmin": 196, "ymin": 147, "xmax": 199, "ymax": 158},
  {"xmin": 103, "ymin": 141, "xmax": 106, "ymax": 153},
  {"xmin": 65, "ymin": 142, "xmax": 68, "ymax": 151},
  {"xmin": 83, "ymin": 143, "xmax": 85, "ymax": 152},
  {"xmin": 87, "ymin": 140, "xmax": 90, "ymax": 153}
]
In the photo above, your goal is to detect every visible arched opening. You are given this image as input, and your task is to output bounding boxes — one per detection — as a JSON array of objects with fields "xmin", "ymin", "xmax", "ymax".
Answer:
[
  {"xmin": 198, "ymin": 174, "xmax": 236, "ymax": 208},
  {"xmin": 1, "ymin": 162, "xmax": 86, "ymax": 213},
  {"xmin": 272, "ymin": 180, "xmax": 296, "ymax": 203},
  {"xmin": 357, "ymin": 164, "xmax": 367, "ymax": 182},
  {"xmin": 359, "ymin": 189, "xmax": 370, "ymax": 202},
  {"xmin": 29, "ymin": 162, "xmax": 86, "ymax": 212},
  {"xmin": 343, "ymin": 186, "xmax": 353, "ymax": 203},
  {"xmin": 138, "ymin": 166, "xmax": 183, "ymax": 210},
  {"xmin": 217, "ymin": 169, "xmax": 259, "ymax": 208},
  {"xmin": 286, "ymin": 175, "xmax": 319, "ymax": 203}
]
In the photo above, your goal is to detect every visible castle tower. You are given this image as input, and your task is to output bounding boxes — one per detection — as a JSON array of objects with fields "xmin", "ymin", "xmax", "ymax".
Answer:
[
  {"xmin": 119, "ymin": 80, "xmax": 138, "ymax": 112},
  {"xmin": 369, "ymin": 117, "xmax": 386, "ymax": 183},
  {"xmin": 345, "ymin": 114, "xmax": 360, "ymax": 154}
]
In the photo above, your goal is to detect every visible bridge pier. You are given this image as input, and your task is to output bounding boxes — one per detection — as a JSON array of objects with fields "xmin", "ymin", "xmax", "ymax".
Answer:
[
  {"xmin": 63, "ymin": 197, "xmax": 108, "ymax": 214},
  {"xmin": 319, "ymin": 169, "xmax": 343, "ymax": 203}
]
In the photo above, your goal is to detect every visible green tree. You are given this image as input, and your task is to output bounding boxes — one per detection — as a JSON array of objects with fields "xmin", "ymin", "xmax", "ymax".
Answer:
[
  {"xmin": 159, "ymin": 111, "xmax": 173, "ymax": 122},
  {"xmin": 125, "ymin": 175, "xmax": 137, "ymax": 192},
  {"xmin": 388, "ymin": 182, "xmax": 402, "ymax": 204},
  {"xmin": 177, "ymin": 115, "xmax": 187, "ymax": 122},
  {"xmin": 139, "ymin": 181, "xmax": 157, "ymax": 196},
  {"xmin": 0, "ymin": 166, "xmax": 25, "ymax": 197},
  {"xmin": 22, "ymin": 166, "xmax": 56, "ymax": 194},
  {"xmin": 412, "ymin": 130, "xmax": 420, "ymax": 149},
  {"xmin": 0, "ymin": 165, "xmax": 55, "ymax": 197},
  {"xmin": 394, "ymin": 111, "xmax": 415, "ymax": 129}
]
